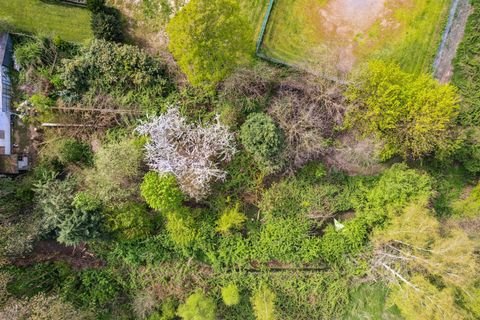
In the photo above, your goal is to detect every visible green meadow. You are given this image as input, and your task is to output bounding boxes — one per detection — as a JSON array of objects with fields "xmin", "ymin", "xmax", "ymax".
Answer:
[{"xmin": 0, "ymin": 0, "xmax": 92, "ymax": 42}]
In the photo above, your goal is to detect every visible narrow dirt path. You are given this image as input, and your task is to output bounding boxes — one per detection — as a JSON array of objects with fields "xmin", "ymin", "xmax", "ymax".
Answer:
[
  {"xmin": 433, "ymin": 0, "xmax": 472, "ymax": 83},
  {"xmin": 12, "ymin": 240, "xmax": 105, "ymax": 270}
]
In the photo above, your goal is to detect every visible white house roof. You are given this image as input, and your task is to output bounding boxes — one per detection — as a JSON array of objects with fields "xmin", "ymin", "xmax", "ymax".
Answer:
[
  {"xmin": 0, "ymin": 33, "xmax": 12, "ymax": 155},
  {"xmin": 0, "ymin": 33, "xmax": 12, "ymax": 67}
]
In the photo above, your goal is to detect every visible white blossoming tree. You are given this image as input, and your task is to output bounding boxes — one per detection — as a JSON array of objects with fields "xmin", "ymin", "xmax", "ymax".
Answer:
[{"xmin": 136, "ymin": 107, "xmax": 236, "ymax": 200}]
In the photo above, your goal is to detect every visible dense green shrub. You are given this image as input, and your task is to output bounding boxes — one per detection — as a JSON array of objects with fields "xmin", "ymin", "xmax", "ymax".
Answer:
[
  {"xmin": 452, "ymin": 0, "xmax": 480, "ymax": 126},
  {"xmin": 346, "ymin": 60, "xmax": 461, "ymax": 160},
  {"xmin": 91, "ymin": 7, "xmax": 124, "ymax": 43},
  {"xmin": 108, "ymin": 203, "xmax": 154, "ymax": 240},
  {"xmin": 62, "ymin": 269, "xmax": 120, "ymax": 309},
  {"xmin": 61, "ymin": 40, "xmax": 171, "ymax": 107},
  {"xmin": 141, "ymin": 172, "xmax": 184, "ymax": 212},
  {"xmin": 166, "ymin": 0, "xmax": 253, "ymax": 88},
  {"xmin": 221, "ymin": 283, "xmax": 240, "ymax": 306},
  {"xmin": 251, "ymin": 285, "xmax": 276, "ymax": 320},
  {"xmin": 87, "ymin": 0, "xmax": 106, "ymax": 12},
  {"xmin": 216, "ymin": 204, "xmax": 246, "ymax": 234},
  {"xmin": 455, "ymin": 128, "xmax": 480, "ymax": 173},
  {"xmin": 319, "ymin": 163, "xmax": 433, "ymax": 263},
  {"xmin": 259, "ymin": 178, "xmax": 348, "ymax": 223},
  {"xmin": 452, "ymin": 183, "xmax": 480, "ymax": 218},
  {"xmin": 58, "ymin": 139, "xmax": 93, "ymax": 166},
  {"xmin": 14, "ymin": 40, "xmax": 43, "ymax": 69},
  {"xmin": 165, "ymin": 208, "xmax": 198, "ymax": 248},
  {"xmin": 34, "ymin": 177, "xmax": 77, "ymax": 232},
  {"xmin": 240, "ymin": 113, "xmax": 284, "ymax": 172},
  {"xmin": 254, "ymin": 217, "xmax": 320, "ymax": 264},
  {"xmin": 56, "ymin": 192, "xmax": 104, "ymax": 246},
  {"xmin": 177, "ymin": 291, "xmax": 216, "ymax": 320},
  {"xmin": 108, "ymin": 233, "xmax": 176, "ymax": 267},
  {"xmin": 216, "ymin": 233, "xmax": 251, "ymax": 268},
  {"xmin": 29, "ymin": 93, "xmax": 55, "ymax": 112}
]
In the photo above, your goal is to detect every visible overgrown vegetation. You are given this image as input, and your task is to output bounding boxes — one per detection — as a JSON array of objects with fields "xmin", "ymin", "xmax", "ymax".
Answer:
[{"xmin": 2, "ymin": 2, "xmax": 480, "ymax": 320}]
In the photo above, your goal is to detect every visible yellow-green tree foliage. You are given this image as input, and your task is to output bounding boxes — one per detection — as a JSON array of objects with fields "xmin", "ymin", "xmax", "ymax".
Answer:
[
  {"xmin": 346, "ymin": 61, "xmax": 461, "ymax": 160},
  {"xmin": 216, "ymin": 204, "xmax": 246, "ymax": 234},
  {"xmin": 221, "ymin": 283, "xmax": 240, "ymax": 306},
  {"xmin": 165, "ymin": 208, "xmax": 198, "ymax": 248},
  {"xmin": 251, "ymin": 285, "xmax": 277, "ymax": 320},
  {"xmin": 372, "ymin": 201, "xmax": 479, "ymax": 319},
  {"xmin": 177, "ymin": 291, "xmax": 216, "ymax": 320},
  {"xmin": 387, "ymin": 275, "xmax": 467, "ymax": 320},
  {"xmin": 166, "ymin": 0, "xmax": 253, "ymax": 88}
]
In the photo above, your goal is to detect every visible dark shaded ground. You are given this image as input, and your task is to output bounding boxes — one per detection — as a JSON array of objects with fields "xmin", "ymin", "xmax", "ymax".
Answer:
[{"xmin": 12, "ymin": 240, "xmax": 105, "ymax": 270}]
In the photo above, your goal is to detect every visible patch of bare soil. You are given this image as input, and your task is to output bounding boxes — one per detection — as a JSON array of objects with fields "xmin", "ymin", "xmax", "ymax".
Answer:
[
  {"xmin": 317, "ymin": 0, "xmax": 389, "ymax": 73},
  {"xmin": 12, "ymin": 240, "xmax": 105, "ymax": 270},
  {"xmin": 434, "ymin": 0, "xmax": 472, "ymax": 83}
]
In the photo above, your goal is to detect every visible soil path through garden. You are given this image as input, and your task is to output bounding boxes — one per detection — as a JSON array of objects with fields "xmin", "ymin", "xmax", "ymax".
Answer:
[{"xmin": 12, "ymin": 240, "xmax": 105, "ymax": 270}]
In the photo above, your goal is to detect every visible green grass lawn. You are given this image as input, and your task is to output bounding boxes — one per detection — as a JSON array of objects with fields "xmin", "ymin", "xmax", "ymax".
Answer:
[
  {"xmin": 0, "ymin": 0, "xmax": 92, "ymax": 43},
  {"xmin": 239, "ymin": 0, "xmax": 269, "ymax": 40},
  {"xmin": 260, "ymin": 0, "xmax": 451, "ymax": 78}
]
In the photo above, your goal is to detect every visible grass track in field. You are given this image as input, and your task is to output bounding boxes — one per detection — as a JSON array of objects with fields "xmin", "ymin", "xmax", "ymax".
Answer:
[
  {"xmin": 0, "ymin": 0, "xmax": 92, "ymax": 43},
  {"xmin": 261, "ymin": 0, "xmax": 451, "ymax": 77}
]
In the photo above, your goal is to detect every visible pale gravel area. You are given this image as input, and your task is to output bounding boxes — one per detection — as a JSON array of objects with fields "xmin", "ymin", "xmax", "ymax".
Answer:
[{"xmin": 433, "ymin": 0, "xmax": 472, "ymax": 83}]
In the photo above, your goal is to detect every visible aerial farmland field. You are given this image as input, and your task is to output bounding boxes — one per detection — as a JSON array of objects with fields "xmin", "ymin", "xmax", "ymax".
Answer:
[{"xmin": 259, "ymin": 0, "xmax": 451, "ymax": 79}]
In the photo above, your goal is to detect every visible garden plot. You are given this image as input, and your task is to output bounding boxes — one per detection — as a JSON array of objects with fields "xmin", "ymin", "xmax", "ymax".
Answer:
[{"xmin": 260, "ymin": 0, "xmax": 451, "ymax": 79}]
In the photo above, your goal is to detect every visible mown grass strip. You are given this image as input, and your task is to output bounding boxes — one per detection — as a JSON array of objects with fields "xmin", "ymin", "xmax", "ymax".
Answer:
[{"xmin": 0, "ymin": 0, "xmax": 92, "ymax": 43}]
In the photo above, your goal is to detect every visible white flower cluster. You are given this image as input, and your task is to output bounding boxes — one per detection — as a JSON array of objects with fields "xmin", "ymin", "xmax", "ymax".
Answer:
[{"xmin": 136, "ymin": 107, "xmax": 236, "ymax": 200}]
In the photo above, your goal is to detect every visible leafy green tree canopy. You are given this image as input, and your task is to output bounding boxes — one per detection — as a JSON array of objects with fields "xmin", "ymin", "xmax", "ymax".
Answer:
[
  {"xmin": 177, "ymin": 291, "xmax": 216, "ymax": 320},
  {"xmin": 216, "ymin": 204, "xmax": 246, "ymax": 234},
  {"xmin": 107, "ymin": 203, "xmax": 154, "ymax": 240},
  {"xmin": 141, "ymin": 172, "xmax": 184, "ymax": 212},
  {"xmin": 221, "ymin": 283, "xmax": 240, "ymax": 306},
  {"xmin": 251, "ymin": 285, "xmax": 277, "ymax": 320},
  {"xmin": 346, "ymin": 60, "xmax": 461, "ymax": 160},
  {"xmin": 166, "ymin": 0, "xmax": 253, "ymax": 88},
  {"xmin": 240, "ymin": 113, "xmax": 284, "ymax": 172}
]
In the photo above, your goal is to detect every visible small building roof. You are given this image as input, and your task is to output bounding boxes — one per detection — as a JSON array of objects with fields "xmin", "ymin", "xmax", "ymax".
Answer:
[{"xmin": 0, "ymin": 33, "xmax": 12, "ymax": 157}]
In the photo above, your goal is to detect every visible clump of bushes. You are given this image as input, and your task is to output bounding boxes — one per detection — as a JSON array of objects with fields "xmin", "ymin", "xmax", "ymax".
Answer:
[
  {"xmin": 141, "ymin": 172, "xmax": 184, "ymax": 212},
  {"xmin": 58, "ymin": 138, "xmax": 93, "ymax": 166},
  {"xmin": 251, "ymin": 285, "xmax": 277, "ymax": 320},
  {"xmin": 240, "ymin": 113, "xmax": 284, "ymax": 172},
  {"xmin": 318, "ymin": 163, "xmax": 433, "ymax": 264},
  {"xmin": 221, "ymin": 283, "xmax": 240, "ymax": 306},
  {"xmin": 61, "ymin": 40, "xmax": 171, "ymax": 108},
  {"xmin": 107, "ymin": 203, "xmax": 154, "ymax": 240},
  {"xmin": 177, "ymin": 291, "xmax": 216, "ymax": 320},
  {"xmin": 88, "ymin": 0, "xmax": 124, "ymax": 42},
  {"xmin": 166, "ymin": 0, "xmax": 253, "ymax": 88},
  {"xmin": 346, "ymin": 60, "xmax": 461, "ymax": 160},
  {"xmin": 216, "ymin": 204, "xmax": 246, "ymax": 234}
]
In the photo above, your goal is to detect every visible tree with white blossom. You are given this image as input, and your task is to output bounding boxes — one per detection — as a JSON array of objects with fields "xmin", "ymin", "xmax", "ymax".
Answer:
[{"xmin": 136, "ymin": 107, "xmax": 236, "ymax": 200}]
